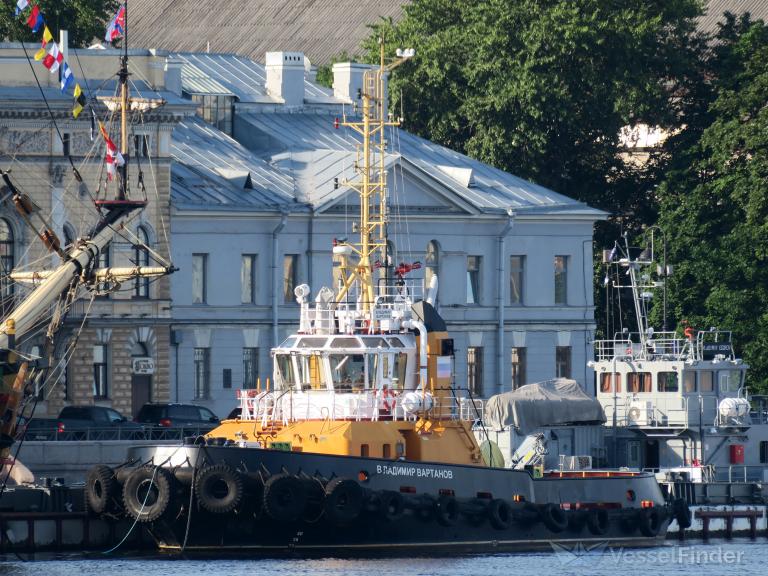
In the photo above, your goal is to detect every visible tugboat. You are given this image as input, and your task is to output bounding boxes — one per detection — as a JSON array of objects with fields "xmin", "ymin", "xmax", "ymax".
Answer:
[{"xmin": 96, "ymin": 44, "xmax": 687, "ymax": 555}]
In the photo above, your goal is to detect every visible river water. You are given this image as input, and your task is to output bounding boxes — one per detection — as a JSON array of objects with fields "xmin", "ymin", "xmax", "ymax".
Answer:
[{"xmin": 0, "ymin": 540, "xmax": 765, "ymax": 576}]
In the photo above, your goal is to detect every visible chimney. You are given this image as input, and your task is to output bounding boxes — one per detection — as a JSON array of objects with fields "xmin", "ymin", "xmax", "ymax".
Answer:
[
  {"xmin": 331, "ymin": 62, "xmax": 373, "ymax": 104},
  {"xmin": 265, "ymin": 51, "xmax": 305, "ymax": 107},
  {"xmin": 164, "ymin": 56, "xmax": 183, "ymax": 96}
]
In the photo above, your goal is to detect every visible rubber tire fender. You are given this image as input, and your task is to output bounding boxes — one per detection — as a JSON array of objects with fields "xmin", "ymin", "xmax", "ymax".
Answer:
[
  {"xmin": 673, "ymin": 498, "xmax": 692, "ymax": 529},
  {"xmin": 540, "ymin": 503, "xmax": 568, "ymax": 533},
  {"xmin": 122, "ymin": 466, "xmax": 175, "ymax": 523},
  {"xmin": 638, "ymin": 507, "xmax": 663, "ymax": 537},
  {"xmin": 380, "ymin": 490, "xmax": 405, "ymax": 521},
  {"xmin": 195, "ymin": 463, "xmax": 244, "ymax": 514},
  {"xmin": 413, "ymin": 494, "xmax": 436, "ymax": 522},
  {"xmin": 86, "ymin": 465, "xmax": 117, "ymax": 514},
  {"xmin": 488, "ymin": 499, "xmax": 513, "ymax": 530},
  {"xmin": 302, "ymin": 477, "xmax": 326, "ymax": 523},
  {"xmin": 435, "ymin": 494, "xmax": 460, "ymax": 527},
  {"xmin": 586, "ymin": 508, "xmax": 609, "ymax": 536},
  {"xmin": 514, "ymin": 502, "xmax": 540, "ymax": 526},
  {"xmin": 324, "ymin": 478, "xmax": 364, "ymax": 526},
  {"xmin": 263, "ymin": 473, "xmax": 306, "ymax": 523}
]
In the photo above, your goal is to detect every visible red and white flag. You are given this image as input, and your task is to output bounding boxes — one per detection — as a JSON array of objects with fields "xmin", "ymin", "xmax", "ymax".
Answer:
[
  {"xmin": 99, "ymin": 121, "xmax": 125, "ymax": 181},
  {"xmin": 42, "ymin": 42, "xmax": 63, "ymax": 73}
]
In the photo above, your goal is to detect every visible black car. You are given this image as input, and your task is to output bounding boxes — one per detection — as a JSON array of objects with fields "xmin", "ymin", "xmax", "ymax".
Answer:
[{"xmin": 134, "ymin": 403, "xmax": 220, "ymax": 433}]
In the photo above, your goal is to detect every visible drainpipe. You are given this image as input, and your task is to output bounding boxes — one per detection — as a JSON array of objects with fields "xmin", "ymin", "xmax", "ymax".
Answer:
[
  {"xmin": 272, "ymin": 211, "xmax": 289, "ymax": 348},
  {"xmin": 497, "ymin": 209, "xmax": 516, "ymax": 394}
]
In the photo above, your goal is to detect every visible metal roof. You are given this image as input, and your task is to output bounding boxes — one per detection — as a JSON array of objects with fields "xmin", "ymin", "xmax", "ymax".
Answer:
[
  {"xmin": 699, "ymin": 0, "xmax": 768, "ymax": 34},
  {"xmin": 172, "ymin": 52, "xmax": 336, "ymax": 103},
  {"xmin": 238, "ymin": 112, "xmax": 603, "ymax": 216},
  {"xmin": 128, "ymin": 0, "xmax": 407, "ymax": 66},
  {"xmin": 171, "ymin": 116, "xmax": 298, "ymax": 210}
]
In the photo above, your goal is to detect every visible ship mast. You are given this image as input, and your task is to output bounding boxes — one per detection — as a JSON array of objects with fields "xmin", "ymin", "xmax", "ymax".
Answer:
[
  {"xmin": 118, "ymin": 0, "xmax": 129, "ymax": 200},
  {"xmin": 336, "ymin": 41, "xmax": 413, "ymax": 314}
]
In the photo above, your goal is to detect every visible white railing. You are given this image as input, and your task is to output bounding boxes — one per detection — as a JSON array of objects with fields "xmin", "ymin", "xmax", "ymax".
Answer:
[{"xmin": 594, "ymin": 333, "xmax": 690, "ymax": 361}]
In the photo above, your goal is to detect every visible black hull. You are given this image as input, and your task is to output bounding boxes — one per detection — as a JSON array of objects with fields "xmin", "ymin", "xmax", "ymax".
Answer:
[{"xmin": 120, "ymin": 444, "xmax": 673, "ymax": 555}]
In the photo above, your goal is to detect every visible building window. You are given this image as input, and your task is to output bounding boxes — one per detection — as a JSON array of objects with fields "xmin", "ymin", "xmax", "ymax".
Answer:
[
  {"xmin": 223, "ymin": 368, "xmax": 232, "ymax": 389},
  {"xmin": 466, "ymin": 256, "xmax": 481, "ymax": 305},
  {"xmin": 554, "ymin": 255, "xmax": 568, "ymax": 305},
  {"xmin": 97, "ymin": 243, "xmax": 110, "ymax": 297},
  {"xmin": 0, "ymin": 218, "xmax": 14, "ymax": 303},
  {"xmin": 93, "ymin": 344, "xmax": 109, "ymax": 398},
  {"xmin": 511, "ymin": 347, "xmax": 526, "ymax": 389},
  {"xmin": 134, "ymin": 226, "xmax": 150, "ymax": 298},
  {"xmin": 555, "ymin": 346, "xmax": 571, "ymax": 379},
  {"xmin": 134, "ymin": 134, "xmax": 149, "ymax": 158},
  {"xmin": 425, "ymin": 240, "xmax": 439, "ymax": 301},
  {"xmin": 283, "ymin": 254, "xmax": 298, "ymax": 303},
  {"xmin": 192, "ymin": 253, "xmax": 207, "ymax": 304},
  {"xmin": 194, "ymin": 348, "xmax": 210, "ymax": 399},
  {"xmin": 191, "ymin": 94, "xmax": 233, "ymax": 135},
  {"xmin": 467, "ymin": 346, "xmax": 483, "ymax": 396},
  {"xmin": 509, "ymin": 255, "xmax": 524, "ymax": 305},
  {"xmin": 62, "ymin": 132, "xmax": 71, "ymax": 156},
  {"xmin": 760, "ymin": 441, "xmax": 768, "ymax": 464},
  {"xmin": 243, "ymin": 347, "xmax": 259, "ymax": 389},
  {"xmin": 241, "ymin": 254, "xmax": 257, "ymax": 304}
]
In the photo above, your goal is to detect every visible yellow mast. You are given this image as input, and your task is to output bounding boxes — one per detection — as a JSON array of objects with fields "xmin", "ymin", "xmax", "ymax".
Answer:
[{"xmin": 336, "ymin": 41, "xmax": 413, "ymax": 314}]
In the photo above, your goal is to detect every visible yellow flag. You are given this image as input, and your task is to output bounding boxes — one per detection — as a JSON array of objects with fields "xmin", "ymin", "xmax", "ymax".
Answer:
[
  {"xmin": 34, "ymin": 47, "xmax": 46, "ymax": 61},
  {"xmin": 72, "ymin": 84, "xmax": 85, "ymax": 119},
  {"xmin": 42, "ymin": 26, "xmax": 53, "ymax": 45}
]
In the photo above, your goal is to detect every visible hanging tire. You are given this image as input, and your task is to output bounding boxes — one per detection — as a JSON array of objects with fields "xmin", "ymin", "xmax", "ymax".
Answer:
[
  {"xmin": 195, "ymin": 463, "xmax": 244, "ymax": 514},
  {"xmin": 365, "ymin": 490, "xmax": 384, "ymax": 514},
  {"xmin": 586, "ymin": 508, "xmax": 609, "ymax": 536},
  {"xmin": 673, "ymin": 498, "xmax": 692, "ymax": 529},
  {"xmin": 263, "ymin": 473, "xmax": 306, "ymax": 522},
  {"xmin": 436, "ymin": 494, "xmax": 460, "ymax": 527},
  {"xmin": 638, "ymin": 507, "xmax": 663, "ymax": 537},
  {"xmin": 122, "ymin": 466, "xmax": 174, "ymax": 523},
  {"xmin": 488, "ymin": 499, "xmax": 513, "ymax": 530},
  {"xmin": 302, "ymin": 477, "xmax": 326, "ymax": 523},
  {"xmin": 324, "ymin": 478, "xmax": 363, "ymax": 526},
  {"xmin": 515, "ymin": 502, "xmax": 540, "ymax": 526},
  {"xmin": 86, "ymin": 465, "xmax": 117, "ymax": 514},
  {"xmin": 380, "ymin": 490, "xmax": 405, "ymax": 521},
  {"xmin": 412, "ymin": 494, "xmax": 436, "ymax": 522},
  {"xmin": 462, "ymin": 498, "xmax": 488, "ymax": 526},
  {"xmin": 540, "ymin": 503, "xmax": 568, "ymax": 533}
]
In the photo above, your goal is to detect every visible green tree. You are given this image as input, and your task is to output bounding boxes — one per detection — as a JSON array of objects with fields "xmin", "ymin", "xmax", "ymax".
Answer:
[
  {"xmin": 1, "ymin": 0, "xmax": 118, "ymax": 48},
  {"xmin": 658, "ymin": 16, "xmax": 768, "ymax": 392},
  {"xmin": 362, "ymin": 0, "xmax": 705, "ymax": 222}
]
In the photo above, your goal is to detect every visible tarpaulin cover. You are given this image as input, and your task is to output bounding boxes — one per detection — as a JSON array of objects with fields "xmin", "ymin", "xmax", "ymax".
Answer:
[{"xmin": 484, "ymin": 378, "xmax": 606, "ymax": 433}]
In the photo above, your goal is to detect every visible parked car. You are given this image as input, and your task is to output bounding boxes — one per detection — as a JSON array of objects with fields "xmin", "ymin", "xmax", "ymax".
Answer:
[
  {"xmin": 56, "ymin": 405, "xmax": 145, "ymax": 439},
  {"xmin": 134, "ymin": 403, "xmax": 220, "ymax": 434}
]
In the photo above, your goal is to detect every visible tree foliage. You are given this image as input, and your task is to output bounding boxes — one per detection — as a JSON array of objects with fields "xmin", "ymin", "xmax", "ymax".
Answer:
[
  {"xmin": 1, "ymin": 0, "xmax": 118, "ymax": 48},
  {"xmin": 362, "ymin": 0, "xmax": 705, "ymax": 222},
  {"xmin": 658, "ymin": 16, "xmax": 768, "ymax": 392}
]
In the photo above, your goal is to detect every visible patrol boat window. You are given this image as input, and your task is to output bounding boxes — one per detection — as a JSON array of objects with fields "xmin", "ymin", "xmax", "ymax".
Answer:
[
  {"xmin": 296, "ymin": 338, "xmax": 327, "ymax": 349},
  {"xmin": 699, "ymin": 371, "xmax": 714, "ymax": 392},
  {"xmin": 627, "ymin": 372, "xmax": 651, "ymax": 393},
  {"xmin": 330, "ymin": 353, "xmax": 374, "ymax": 390},
  {"xmin": 719, "ymin": 370, "xmax": 742, "ymax": 393},
  {"xmin": 657, "ymin": 372, "xmax": 679, "ymax": 393},
  {"xmin": 600, "ymin": 373, "xmax": 621, "ymax": 393},
  {"xmin": 275, "ymin": 354, "xmax": 297, "ymax": 389},
  {"xmin": 331, "ymin": 337, "xmax": 362, "ymax": 348},
  {"xmin": 683, "ymin": 371, "xmax": 696, "ymax": 393}
]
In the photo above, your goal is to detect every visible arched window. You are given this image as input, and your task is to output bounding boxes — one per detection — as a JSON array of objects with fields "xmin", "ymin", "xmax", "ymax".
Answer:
[
  {"xmin": 425, "ymin": 240, "xmax": 440, "ymax": 303},
  {"xmin": 134, "ymin": 226, "xmax": 150, "ymax": 298},
  {"xmin": 96, "ymin": 242, "xmax": 110, "ymax": 297},
  {"xmin": 0, "ymin": 218, "xmax": 14, "ymax": 302}
]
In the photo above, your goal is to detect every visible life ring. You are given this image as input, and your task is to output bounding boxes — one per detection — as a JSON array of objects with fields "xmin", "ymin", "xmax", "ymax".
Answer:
[
  {"xmin": 86, "ymin": 465, "xmax": 117, "ymax": 514},
  {"xmin": 122, "ymin": 466, "xmax": 175, "ymax": 523},
  {"xmin": 195, "ymin": 463, "xmax": 244, "ymax": 514},
  {"xmin": 638, "ymin": 507, "xmax": 663, "ymax": 537},
  {"xmin": 540, "ymin": 503, "xmax": 568, "ymax": 533},
  {"xmin": 263, "ymin": 473, "xmax": 306, "ymax": 522},
  {"xmin": 673, "ymin": 498, "xmax": 692, "ymax": 529},
  {"xmin": 488, "ymin": 499, "xmax": 513, "ymax": 530},
  {"xmin": 380, "ymin": 490, "xmax": 405, "ymax": 521},
  {"xmin": 586, "ymin": 508, "xmax": 609, "ymax": 535},
  {"xmin": 436, "ymin": 494, "xmax": 460, "ymax": 526},
  {"xmin": 413, "ymin": 493, "xmax": 436, "ymax": 522},
  {"xmin": 381, "ymin": 387, "xmax": 397, "ymax": 412},
  {"xmin": 324, "ymin": 478, "xmax": 364, "ymax": 525}
]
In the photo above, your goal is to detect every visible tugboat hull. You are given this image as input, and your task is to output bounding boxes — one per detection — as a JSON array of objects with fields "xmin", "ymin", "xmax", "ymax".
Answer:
[{"xmin": 110, "ymin": 444, "xmax": 673, "ymax": 555}]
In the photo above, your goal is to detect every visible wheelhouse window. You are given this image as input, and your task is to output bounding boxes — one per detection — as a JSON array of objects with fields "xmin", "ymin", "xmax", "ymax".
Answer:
[
  {"xmin": 194, "ymin": 347, "xmax": 210, "ymax": 399},
  {"xmin": 330, "ymin": 353, "xmax": 371, "ymax": 390},
  {"xmin": 600, "ymin": 372, "xmax": 621, "ymax": 393},
  {"xmin": 555, "ymin": 346, "xmax": 571, "ymax": 378},
  {"xmin": 627, "ymin": 372, "xmax": 652, "ymax": 393},
  {"xmin": 511, "ymin": 347, "xmax": 526, "ymax": 389},
  {"xmin": 683, "ymin": 371, "xmax": 696, "ymax": 393},
  {"xmin": 719, "ymin": 370, "xmax": 742, "ymax": 393},
  {"xmin": 554, "ymin": 255, "xmax": 568, "ymax": 305},
  {"xmin": 657, "ymin": 371, "xmax": 679, "ymax": 392},
  {"xmin": 275, "ymin": 354, "xmax": 297, "ymax": 389},
  {"xmin": 699, "ymin": 370, "xmax": 714, "ymax": 392},
  {"xmin": 466, "ymin": 256, "xmax": 481, "ymax": 304},
  {"xmin": 467, "ymin": 346, "xmax": 483, "ymax": 396},
  {"xmin": 192, "ymin": 253, "xmax": 208, "ymax": 304},
  {"xmin": 283, "ymin": 254, "xmax": 298, "ymax": 303},
  {"xmin": 93, "ymin": 344, "xmax": 109, "ymax": 398},
  {"xmin": 509, "ymin": 256, "xmax": 524, "ymax": 305}
]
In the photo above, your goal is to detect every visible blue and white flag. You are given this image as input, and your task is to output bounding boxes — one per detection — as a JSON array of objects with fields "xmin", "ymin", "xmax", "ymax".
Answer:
[
  {"xmin": 60, "ymin": 61, "xmax": 74, "ymax": 92},
  {"xmin": 15, "ymin": 0, "xmax": 29, "ymax": 16}
]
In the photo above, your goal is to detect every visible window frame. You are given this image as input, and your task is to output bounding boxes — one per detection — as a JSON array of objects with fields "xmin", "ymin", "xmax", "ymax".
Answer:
[
  {"xmin": 509, "ymin": 255, "xmax": 525, "ymax": 305},
  {"xmin": 467, "ymin": 346, "xmax": 484, "ymax": 397},
  {"xmin": 554, "ymin": 255, "xmax": 568, "ymax": 305},
  {"xmin": 466, "ymin": 255, "xmax": 481, "ymax": 305},
  {"xmin": 133, "ymin": 226, "xmax": 150, "ymax": 298},
  {"xmin": 555, "ymin": 345, "xmax": 572, "ymax": 379},
  {"xmin": 243, "ymin": 347, "xmax": 259, "ymax": 389},
  {"xmin": 283, "ymin": 254, "xmax": 299, "ymax": 303},
  {"xmin": 93, "ymin": 344, "xmax": 109, "ymax": 399},
  {"xmin": 192, "ymin": 253, "xmax": 208, "ymax": 304},
  {"xmin": 194, "ymin": 347, "xmax": 211, "ymax": 399},
  {"xmin": 241, "ymin": 254, "xmax": 257, "ymax": 304},
  {"xmin": 511, "ymin": 347, "xmax": 526, "ymax": 389}
]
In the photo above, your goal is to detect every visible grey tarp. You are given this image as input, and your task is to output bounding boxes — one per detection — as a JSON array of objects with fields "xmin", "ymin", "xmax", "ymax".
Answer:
[{"xmin": 484, "ymin": 378, "xmax": 606, "ymax": 433}]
